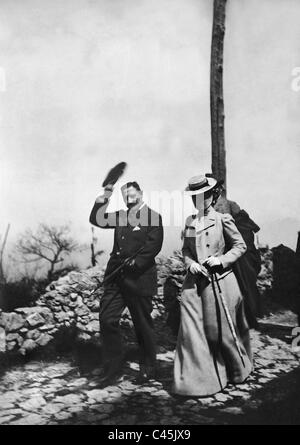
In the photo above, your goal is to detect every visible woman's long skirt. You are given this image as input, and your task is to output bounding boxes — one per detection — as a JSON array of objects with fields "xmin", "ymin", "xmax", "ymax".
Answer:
[{"xmin": 173, "ymin": 271, "xmax": 253, "ymax": 397}]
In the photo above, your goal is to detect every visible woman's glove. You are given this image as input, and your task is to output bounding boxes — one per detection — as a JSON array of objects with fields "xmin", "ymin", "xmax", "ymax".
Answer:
[
  {"xmin": 189, "ymin": 262, "xmax": 210, "ymax": 278},
  {"xmin": 203, "ymin": 256, "xmax": 222, "ymax": 269},
  {"xmin": 189, "ymin": 262, "xmax": 203, "ymax": 275}
]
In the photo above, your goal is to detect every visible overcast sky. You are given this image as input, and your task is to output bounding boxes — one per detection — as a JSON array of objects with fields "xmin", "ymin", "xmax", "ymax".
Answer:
[{"xmin": 0, "ymin": 0, "xmax": 299, "ymax": 268}]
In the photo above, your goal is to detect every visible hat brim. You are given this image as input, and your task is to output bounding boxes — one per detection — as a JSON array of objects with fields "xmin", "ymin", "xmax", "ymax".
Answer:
[{"xmin": 184, "ymin": 178, "xmax": 217, "ymax": 196}]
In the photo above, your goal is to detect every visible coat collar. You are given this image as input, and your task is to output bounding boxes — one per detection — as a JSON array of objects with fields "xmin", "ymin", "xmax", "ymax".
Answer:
[{"xmin": 195, "ymin": 206, "xmax": 216, "ymax": 222}]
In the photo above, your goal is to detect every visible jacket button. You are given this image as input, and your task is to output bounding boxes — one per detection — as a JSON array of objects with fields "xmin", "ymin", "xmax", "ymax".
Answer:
[
  {"xmin": 206, "ymin": 232, "xmax": 209, "ymax": 236},
  {"xmin": 206, "ymin": 244, "xmax": 210, "ymax": 248}
]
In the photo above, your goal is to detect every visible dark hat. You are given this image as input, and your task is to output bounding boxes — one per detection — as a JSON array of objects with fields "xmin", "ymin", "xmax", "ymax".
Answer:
[{"xmin": 102, "ymin": 162, "xmax": 127, "ymax": 188}]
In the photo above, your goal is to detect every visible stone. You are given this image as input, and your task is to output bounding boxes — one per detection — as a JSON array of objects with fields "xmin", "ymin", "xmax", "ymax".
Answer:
[
  {"xmin": 1, "ymin": 391, "xmax": 21, "ymax": 404},
  {"xmin": 0, "ymin": 313, "xmax": 25, "ymax": 331},
  {"xmin": 6, "ymin": 333, "xmax": 23, "ymax": 345},
  {"xmin": 0, "ymin": 402, "xmax": 15, "ymax": 410},
  {"xmin": 0, "ymin": 415, "xmax": 15, "ymax": 425},
  {"xmin": 219, "ymin": 407, "xmax": 244, "ymax": 415},
  {"xmin": 41, "ymin": 403, "xmax": 65, "ymax": 415},
  {"xmin": 67, "ymin": 405, "xmax": 86, "ymax": 414},
  {"xmin": 55, "ymin": 312, "xmax": 67, "ymax": 323},
  {"xmin": 20, "ymin": 339, "xmax": 37, "ymax": 354},
  {"xmin": 10, "ymin": 414, "xmax": 46, "ymax": 425},
  {"xmin": 26, "ymin": 312, "xmax": 45, "ymax": 328},
  {"xmin": 6, "ymin": 341, "xmax": 17, "ymax": 351},
  {"xmin": 43, "ymin": 385, "xmax": 61, "ymax": 394},
  {"xmin": 93, "ymin": 403, "xmax": 114, "ymax": 414},
  {"xmin": 91, "ymin": 368, "xmax": 103, "ymax": 377},
  {"xmin": 183, "ymin": 399, "xmax": 198, "ymax": 406},
  {"xmin": 36, "ymin": 334, "xmax": 53, "ymax": 347},
  {"xmin": 4, "ymin": 409, "xmax": 23, "ymax": 416},
  {"xmin": 229, "ymin": 390, "xmax": 249, "ymax": 398},
  {"xmin": 85, "ymin": 320, "xmax": 99, "ymax": 333},
  {"xmin": 19, "ymin": 396, "xmax": 47, "ymax": 411},
  {"xmin": 69, "ymin": 293, "xmax": 78, "ymax": 301},
  {"xmin": 55, "ymin": 394, "xmax": 84, "ymax": 405},
  {"xmin": 215, "ymin": 393, "xmax": 231, "ymax": 403},
  {"xmin": 54, "ymin": 411, "xmax": 73, "ymax": 421},
  {"xmin": 77, "ymin": 332, "xmax": 91, "ymax": 342},
  {"xmin": 0, "ymin": 327, "xmax": 6, "ymax": 353},
  {"xmin": 258, "ymin": 378, "xmax": 271, "ymax": 384},
  {"xmin": 67, "ymin": 378, "xmax": 88, "ymax": 388},
  {"xmin": 26, "ymin": 329, "xmax": 41, "ymax": 340},
  {"xmin": 15, "ymin": 307, "xmax": 37, "ymax": 315},
  {"xmin": 75, "ymin": 306, "xmax": 89, "ymax": 317},
  {"xmin": 39, "ymin": 325, "xmax": 55, "ymax": 332},
  {"xmin": 86, "ymin": 389, "xmax": 109, "ymax": 402}
]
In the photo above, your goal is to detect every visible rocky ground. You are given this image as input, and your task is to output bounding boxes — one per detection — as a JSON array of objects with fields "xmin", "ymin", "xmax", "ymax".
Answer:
[{"xmin": 0, "ymin": 317, "xmax": 300, "ymax": 426}]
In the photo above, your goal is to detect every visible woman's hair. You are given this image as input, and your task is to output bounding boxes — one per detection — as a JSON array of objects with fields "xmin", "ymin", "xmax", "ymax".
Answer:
[
  {"xmin": 192, "ymin": 191, "xmax": 213, "ymax": 207},
  {"xmin": 211, "ymin": 184, "xmax": 224, "ymax": 206},
  {"xmin": 192, "ymin": 188, "xmax": 220, "ymax": 208}
]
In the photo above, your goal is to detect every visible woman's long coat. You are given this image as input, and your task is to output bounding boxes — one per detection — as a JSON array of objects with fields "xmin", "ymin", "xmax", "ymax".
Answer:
[{"xmin": 173, "ymin": 207, "xmax": 253, "ymax": 397}]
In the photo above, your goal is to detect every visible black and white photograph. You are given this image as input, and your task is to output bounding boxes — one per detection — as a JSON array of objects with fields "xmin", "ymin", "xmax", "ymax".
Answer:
[{"xmin": 0, "ymin": 0, "xmax": 300, "ymax": 428}]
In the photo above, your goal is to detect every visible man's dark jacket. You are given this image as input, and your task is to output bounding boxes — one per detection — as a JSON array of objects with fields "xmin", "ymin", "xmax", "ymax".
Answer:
[{"xmin": 89, "ymin": 200, "xmax": 163, "ymax": 297}]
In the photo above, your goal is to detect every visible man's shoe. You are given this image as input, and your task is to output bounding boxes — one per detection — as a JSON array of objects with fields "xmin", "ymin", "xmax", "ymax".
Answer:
[
  {"xmin": 135, "ymin": 365, "xmax": 157, "ymax": 384},
  {"xmin": 98, "ymin": 357, "xmax": 124, "ymax": 386}
]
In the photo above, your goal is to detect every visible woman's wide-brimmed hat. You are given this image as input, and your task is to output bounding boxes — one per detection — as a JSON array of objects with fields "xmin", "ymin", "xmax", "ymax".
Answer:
[{"xmin": 185, "ymin": 174, "xmax": 218, "ymax": 196}]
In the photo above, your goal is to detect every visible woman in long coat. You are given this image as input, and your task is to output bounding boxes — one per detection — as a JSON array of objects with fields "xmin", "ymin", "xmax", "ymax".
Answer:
[{"xmin": 173, "ymin": 175, "xmax": 253, "ymax": 397}]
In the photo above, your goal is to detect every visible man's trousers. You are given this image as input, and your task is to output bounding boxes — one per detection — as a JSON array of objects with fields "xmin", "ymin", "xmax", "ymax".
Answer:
[{"xmin": 99, "ymin": 282, "xmax": 156, "ymax": 368}]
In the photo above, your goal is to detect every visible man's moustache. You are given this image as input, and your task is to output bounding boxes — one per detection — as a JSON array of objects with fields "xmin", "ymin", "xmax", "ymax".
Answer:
[{"xmin": 126, "ymin": 200, "xmax": 139, "ymax": 207}]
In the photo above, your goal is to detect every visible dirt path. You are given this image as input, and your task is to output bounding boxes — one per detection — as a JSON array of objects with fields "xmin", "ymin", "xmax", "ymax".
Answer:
[{"xmin": 0, "ymin": 328, "xmax": 299, "ymax": 425}]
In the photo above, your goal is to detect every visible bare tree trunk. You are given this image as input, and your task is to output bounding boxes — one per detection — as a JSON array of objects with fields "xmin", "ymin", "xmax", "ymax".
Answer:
[
  {"xmin": 296, "ymin": 232, "xmax": 300, "ymax": 258},
  {"xmin": 210, "ymin": 0, "xmax": 227, "ymax": 192},
  {"xmin": 91, "ymin": 227, "xmax": 97, "ymax": 267},
  {"xmin": 0, "ymin": 224, "xmax": 10, "ymax": 285},
  {"xmin": 0, "ymin": 224, "xmax": 10, "ymax": 310}
]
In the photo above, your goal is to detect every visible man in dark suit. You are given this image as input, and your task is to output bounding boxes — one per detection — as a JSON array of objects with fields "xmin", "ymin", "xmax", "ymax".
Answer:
[{"xmin": 89, "ymin": 181, "xmax": 163, "ymax": 384}]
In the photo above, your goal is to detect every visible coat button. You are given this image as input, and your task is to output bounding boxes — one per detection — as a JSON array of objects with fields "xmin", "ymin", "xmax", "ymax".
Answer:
[
  {"xmin": 206, "ymin": 232, "xmax": 209, "ymax": 236},
  {"xmin": 206, "ymin": 244, "xmax": 210, "ymax": 248}
]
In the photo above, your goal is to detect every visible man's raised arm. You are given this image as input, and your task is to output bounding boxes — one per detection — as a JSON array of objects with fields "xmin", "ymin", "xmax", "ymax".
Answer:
[{"xmin": 89, "ymin": 185, "xmax": 119, "ymax": 229}]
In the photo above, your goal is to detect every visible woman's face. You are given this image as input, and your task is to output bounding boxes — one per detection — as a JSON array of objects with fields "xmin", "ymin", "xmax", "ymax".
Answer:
[{"xmin": 192, "ymin": 193, "xmax": 213, "ymax": 212}]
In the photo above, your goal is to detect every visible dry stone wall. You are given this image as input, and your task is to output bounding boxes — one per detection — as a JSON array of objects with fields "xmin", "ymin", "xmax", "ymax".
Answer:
[
  {"xmin": 0, "ymin": 265, "xmax": 166, "ymax": 357},
  {"xmin": 0, "ymin": 249, "xmax": 275, "ymax": 358},
  {"xmin": 0, "ymin": 267, "xmax": 105, "ymax": 356}
]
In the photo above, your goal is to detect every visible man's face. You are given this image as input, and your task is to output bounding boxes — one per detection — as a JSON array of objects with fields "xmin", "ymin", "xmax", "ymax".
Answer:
[{"xmin": 122, "ymin": 186, "xmax": 142, "ymax": 208}]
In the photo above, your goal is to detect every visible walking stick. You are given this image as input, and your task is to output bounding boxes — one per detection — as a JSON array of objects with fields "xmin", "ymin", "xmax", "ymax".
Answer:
[
  {"xmin": 90, "ymin": 245, "xmax": 145, "ymax": 296},
  {"xmin": 212, "ymin": 273, "xmax": 246, "ymax": 368},
  {"xmin": 91, "ymin": 246, "xmax": 147, "ymax": 317}
]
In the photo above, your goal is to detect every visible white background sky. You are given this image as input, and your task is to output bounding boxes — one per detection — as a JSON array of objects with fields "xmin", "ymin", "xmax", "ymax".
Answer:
[{"xmin": 0, "ymin": 0, "xmax": 300, "ymax": 271}]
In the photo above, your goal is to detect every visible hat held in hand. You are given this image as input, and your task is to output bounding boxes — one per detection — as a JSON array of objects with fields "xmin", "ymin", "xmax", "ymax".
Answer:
[{"xmin": 102, "ymin": 162, "xmax": 127, "ymax": 188}]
